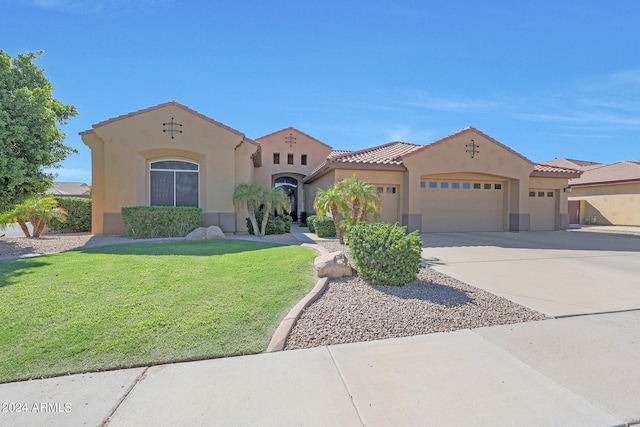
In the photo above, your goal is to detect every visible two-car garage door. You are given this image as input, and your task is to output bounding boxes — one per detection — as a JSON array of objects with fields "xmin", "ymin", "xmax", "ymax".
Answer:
[{"xmin": 421, "ymin": 179, "xmax": 506, "ymax": 232}]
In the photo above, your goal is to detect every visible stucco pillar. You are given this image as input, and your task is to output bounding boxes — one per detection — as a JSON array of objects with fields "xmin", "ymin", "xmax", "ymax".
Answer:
[{"xmin": 508, "ymin": 179, "xmax": 530, "ymax": 231}]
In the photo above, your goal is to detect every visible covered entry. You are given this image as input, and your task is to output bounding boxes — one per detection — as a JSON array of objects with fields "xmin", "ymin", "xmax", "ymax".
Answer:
[{"xmin": 420, "ymin": 178, "xmax": 506, "ymax": 232}]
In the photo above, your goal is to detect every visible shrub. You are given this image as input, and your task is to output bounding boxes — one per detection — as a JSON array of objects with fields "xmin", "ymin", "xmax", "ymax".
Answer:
[
  {"xmin": 349, "ymin": 222, "xmax": 423, "ymax": 286},
  {"xmin": 48, "ymin": 197, "xmax": 91, "ymax": 233},
  {"xmin": 307, "ymin": 215, "xmax": 317, "ymax": 233},
  {"xmin": 315, "ymin": 216, "xmax": 337, "ymax": 238},
  {"xmin": 245, "ymin": 208, "xmax": 292, "ymax": 235},
  {"xmin": 121, "ymin": 206, "xmax": 203, "ymax": 238}
]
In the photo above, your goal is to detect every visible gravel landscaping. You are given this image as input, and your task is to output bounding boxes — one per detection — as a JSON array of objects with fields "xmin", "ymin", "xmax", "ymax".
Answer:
[{"xmin": 284, "ymin": 240, "xmax": 550, "ymax": 350}]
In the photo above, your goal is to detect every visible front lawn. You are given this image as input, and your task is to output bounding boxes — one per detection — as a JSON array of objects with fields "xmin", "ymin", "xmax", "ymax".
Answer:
[{"xmin": 0, "ymin": 239, "xmax": 317, "ymax": 383}]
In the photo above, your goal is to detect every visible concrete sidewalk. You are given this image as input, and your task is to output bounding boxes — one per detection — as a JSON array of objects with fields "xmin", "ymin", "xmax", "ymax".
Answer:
[{"xmin": 1, "ymin": 310, "xmax": 638, "ymax": 426}]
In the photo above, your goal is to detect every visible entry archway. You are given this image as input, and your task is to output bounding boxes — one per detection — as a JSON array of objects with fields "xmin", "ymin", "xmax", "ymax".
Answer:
[{"xmin": 274, "ymin": 176, "xmax": 298, "ymax": 221}]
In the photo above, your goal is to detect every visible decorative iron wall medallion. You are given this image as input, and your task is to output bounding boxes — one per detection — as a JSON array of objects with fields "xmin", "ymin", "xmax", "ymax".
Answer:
[
  {"xmin": 285, "ymin": 133, "xmax": 296, "ymax": 147},
  {"xmin": 465, "ymin": 139, "xmax": 480, "ymax": 158},
  {"xmin": 163, "ymin": 117, "xmax": 183, "ymax": 139}
]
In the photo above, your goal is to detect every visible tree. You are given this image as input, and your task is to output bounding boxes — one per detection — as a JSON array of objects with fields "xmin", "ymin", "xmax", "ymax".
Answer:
[
  {"xmin": 260, "ymin": 186, "xmax": 290, "ymax": 237},
  {"xmin": 233, "ymin": 181, "xmax": 265, "ymax": 238},
  {"xmin": 0, "ymin": 50, "xmax": 78, "ymax": 213},
  {"xmin": 314, "ymin": 185, "xmax": 347, "ymax": 244},
  {"xmin": 337, "ymin": 175, "xmax": 382, "ymax": 225},
  {"xmin": 0, "ymin": 196, "xmax": 67, "ymax": 238}
]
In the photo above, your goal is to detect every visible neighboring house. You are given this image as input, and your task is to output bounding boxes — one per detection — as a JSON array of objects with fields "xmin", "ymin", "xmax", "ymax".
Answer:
[
  {"xmin": 47, "ymin": 182, "xmax": 91, "ymax": 197},
  {"xmin": 82, "ymin": 101, "xmax": 580, "ymax": 235},
  {"xmin": 542, "ymin": 158, "xmax": 640, "ymax": 226}
]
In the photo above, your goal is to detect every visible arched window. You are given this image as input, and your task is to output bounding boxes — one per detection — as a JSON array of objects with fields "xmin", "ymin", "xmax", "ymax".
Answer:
[{"xmin": 149, "ymin": 160, "xmax": 199, "ymax": 207}]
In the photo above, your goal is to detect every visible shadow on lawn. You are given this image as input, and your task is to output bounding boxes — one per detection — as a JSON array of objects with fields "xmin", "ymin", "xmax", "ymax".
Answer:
[
  {"xmin": 0, "ymin": 259, "xmax": 51, "ymax": 289},
  {"xmin": 73, "ymin": 238, "xmax": 290, "ymax": 257}
]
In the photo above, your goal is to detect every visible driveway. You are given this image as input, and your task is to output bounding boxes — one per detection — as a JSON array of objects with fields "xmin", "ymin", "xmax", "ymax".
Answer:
[{"xmin": 421, "ymin": 230, "xmax": 640, "ymax": 317}]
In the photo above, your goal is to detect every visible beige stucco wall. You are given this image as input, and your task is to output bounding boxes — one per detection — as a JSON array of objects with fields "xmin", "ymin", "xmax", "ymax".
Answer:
[
  {"xmin": 304, "ymin": 170, "xmax": 336, "ymax": 215},
  {"xmin": 254, "ymin": 128, "xmax": 333, "ymax": 219},
  {"xmin": 401, "ymin": 130, "xmax": 534, "ymax": 231},
  {"xmin": 570, "ymin": 183, "xmax": 640, "ymax": 226},
  {"xmin": 82, "ymin": 104, "xmax": 257, "ymax": 235}
]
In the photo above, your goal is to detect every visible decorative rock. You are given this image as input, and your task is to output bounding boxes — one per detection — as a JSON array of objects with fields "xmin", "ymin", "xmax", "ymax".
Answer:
[
  {"xmin": 185, "ymin": 227, "xmax": 207, "ymax": 240},
  {"xmin": 206, "ymin": 226, "xmax": 226, "ymax": 240},
  {"xmin": 314, "ymin": 251, "xmax": 353, "ymax": 278}
]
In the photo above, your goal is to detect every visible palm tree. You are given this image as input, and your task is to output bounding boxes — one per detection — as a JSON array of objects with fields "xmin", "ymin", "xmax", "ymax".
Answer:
[
  {"xmin": 260, "ymin": 186, "xmax": 290, "ymax": 237},
  {"xmin": 314, "ymin": 185, "xmax": 347, "ymax": 244},
  {"xmin": 0, "ymin": 196, "xmax": 67, "ymax": 238},
  {"xmin": 233, "ymin": 181, "xmax": 265, "ymax": 238},
  {"xmin": 358, "ymin": 182, "xmax": 382, "ymax": 222},
  {"xmin": 337, "ymin": 175, "xmax": 382, "ymax": 225}
]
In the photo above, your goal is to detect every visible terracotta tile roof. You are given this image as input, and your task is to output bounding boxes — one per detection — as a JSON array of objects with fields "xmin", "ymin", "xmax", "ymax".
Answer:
[
  {"xmin": 330, "ymin": 141, "xmax": 421, "ymax": 165},
  {"xmin": 328, "ymin": 150, "xmax": 352, "ymax": 158},
  {"xmin": 540, "ymin": 158, "xmax": 602, "ymax": 170},
  {"xmin": 532, "ymin": 163, "xmax": 582, "ymax": 178},
  {"xmin": 255, "ymin": 126, "xmax": 333, "ymax": 149},
  {"xmin": 570, "ymin": 161, "xmax": 640, "ymax": 186},
  {"xmin": 81, "ymin": 101, "xmax": 258, "ymax": 146}
]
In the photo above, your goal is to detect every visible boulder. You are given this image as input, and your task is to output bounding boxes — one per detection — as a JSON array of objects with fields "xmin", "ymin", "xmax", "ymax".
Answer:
[
  {"xmin": 185, "ymin": 227, "xmax": 207, "ymax": 240},
  {"xmin": 206, "ymin": 226, "xmax": 226, "ymax": 239},
  {"xmin": 314, "ymin": 251, "xmax": 353, "ymax": 278}
]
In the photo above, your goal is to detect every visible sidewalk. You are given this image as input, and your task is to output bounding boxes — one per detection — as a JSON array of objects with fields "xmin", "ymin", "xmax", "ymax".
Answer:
[{"xmin": 1, "ymin": 310, "xmax": 638, "ymax": 426}]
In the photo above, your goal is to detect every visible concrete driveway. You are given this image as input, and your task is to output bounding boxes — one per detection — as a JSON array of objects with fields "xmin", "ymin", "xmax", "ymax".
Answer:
[{"xmin": 421, "ymin": 230, "xmax": 640, "ymax": 317}]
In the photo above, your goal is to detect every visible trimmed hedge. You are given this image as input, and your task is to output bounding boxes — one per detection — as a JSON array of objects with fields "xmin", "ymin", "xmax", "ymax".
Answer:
[
  {"xmin": 48, "ymin": 196, "xmax": 92, "ymax": 233},
  {"xmin": 314, "ymin": 217, "xmax": 337, "ymax": 238},
  {"xmin": 246, "ymin": 208, "xmax": 293, "ymax": 235},
  {"xmin": 349, "ymin": 222, "xmax": 423, "ymax": 286},
  {"xmin": 121, "ymin": 206, "xmax": 203, "ymax": 238},
  {"xmin": 307, "ymin": 215, "xmax": 317, "ymax": 233}
]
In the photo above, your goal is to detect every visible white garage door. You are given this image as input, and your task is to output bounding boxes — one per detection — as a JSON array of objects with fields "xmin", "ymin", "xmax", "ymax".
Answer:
[
  {"xmin": 529, "ymin": 189, "xmax": 556, "ymax": 231},
  {"xmin": 421, "ymin": 179, "xmax": 506, "ymax": 232}
]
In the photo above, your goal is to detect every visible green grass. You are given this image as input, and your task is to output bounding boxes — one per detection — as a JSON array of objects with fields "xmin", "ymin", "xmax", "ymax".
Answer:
[{"xmin": 0, "ymin": 239, "xmax": 317, "ymax": 383}]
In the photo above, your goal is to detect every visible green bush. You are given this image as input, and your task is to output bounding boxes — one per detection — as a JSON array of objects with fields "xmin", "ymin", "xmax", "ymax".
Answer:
[
  {"xmin": 307, "ymin": 215, "xmax": 317, "ymax": 233},
  {"xmin": 315, "ymin": 217, "xmax": 337, "ymax": 238},
  {"xmin": 349, "ymin": 222, "xmax": 423, "ymax": 286},
  {"xmin": 246, "ymin": 208, "xmax": 292, "ymax": 235},
  {"xmin": 48, "ymin": 197, "xmax": 92, "ymax": 233},
  {"xmin": 121, "ymin": 206, "xmax": 203, "ymax": 238}
]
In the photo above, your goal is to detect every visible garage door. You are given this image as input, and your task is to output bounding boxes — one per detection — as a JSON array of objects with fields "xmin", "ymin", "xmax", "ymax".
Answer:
[
  {"xmin": 421, "ymin": 179, "xmax": 506, "ymax": 232},
  {"xmin": 377, "ymin": 185, "xmax": 399, "ymax": 224},
  {"xmin": 529, "ymin": 189, "xmax": 556, "ymax": 231}
]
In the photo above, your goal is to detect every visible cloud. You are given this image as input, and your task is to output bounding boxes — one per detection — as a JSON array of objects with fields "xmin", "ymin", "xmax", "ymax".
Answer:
[
  {"xmin": 514, "ymin": 69, "xmax": 640, "ymax": 131},
  {"xmin": 17, "ymin": 0, "xmax": 171, "ymax": 13}
]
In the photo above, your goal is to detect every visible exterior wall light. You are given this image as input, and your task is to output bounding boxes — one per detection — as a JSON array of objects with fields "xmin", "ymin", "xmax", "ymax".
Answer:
[{"xmin": 563, "ymin": 186, "xmax": 572, "ymax": 193}]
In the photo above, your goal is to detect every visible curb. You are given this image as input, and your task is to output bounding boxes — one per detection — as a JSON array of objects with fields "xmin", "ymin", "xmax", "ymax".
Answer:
[
  {"xmin": 266, "ymin": 276, "xmax": 330, "ymax": 352},
  {"xmin": 266, "ymin": 238, "xmax": 331, "ymax": 353}
]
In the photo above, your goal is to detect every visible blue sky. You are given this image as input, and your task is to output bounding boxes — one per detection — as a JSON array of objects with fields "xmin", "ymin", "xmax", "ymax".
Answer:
[{"xmin": 2, "ymin": 0, "xmax": 639, "ymax": 183}]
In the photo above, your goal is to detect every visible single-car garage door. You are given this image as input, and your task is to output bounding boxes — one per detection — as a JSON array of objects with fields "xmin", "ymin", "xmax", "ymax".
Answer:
[
  {"xmin": 421, "ymin": 179, "xmax": 506, "ymax": 232},
  {"xmin": 529, "ymin": 189, "xmax": 556, "ymax": 231}
]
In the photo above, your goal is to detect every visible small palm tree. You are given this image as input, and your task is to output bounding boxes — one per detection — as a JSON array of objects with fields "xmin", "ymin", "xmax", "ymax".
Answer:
[
  {"xmin": 314, "ymin": 185, "xmax": 347, "ymax": 244},
  {"xmin": 260, "ymin": 186, "xmax": 291, "ymax": 237},
  {"xmin": 358, "ymin": 182, "xmax": 382, "ymax": 222},
  {"xmin": 233, "ymin": 181, "xmax": 265, "ymax": 238},
  {"xmin": 0, "ymin": 196, "xmax": 67, "ymax": 238}
]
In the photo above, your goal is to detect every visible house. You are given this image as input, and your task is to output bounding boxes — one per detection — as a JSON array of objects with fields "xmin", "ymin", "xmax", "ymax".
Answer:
[
  {"xmin": 541, "ymin": 158, "xmax": 640, "ymax": 226},
  {"xmin": 47, "ymin": 182, "xmax": 91, "ymax": 197},
  {"xmin": 81, "ymin": 101, "xmax": 579, "ymax": 235}
]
